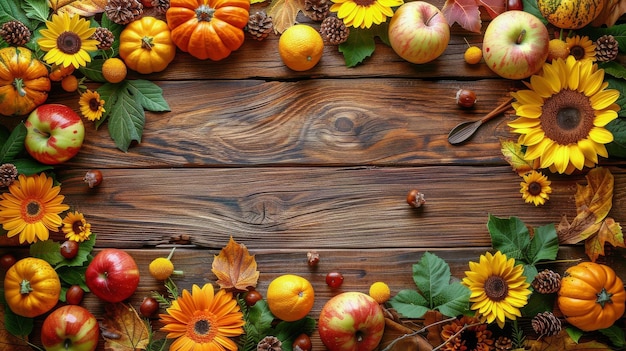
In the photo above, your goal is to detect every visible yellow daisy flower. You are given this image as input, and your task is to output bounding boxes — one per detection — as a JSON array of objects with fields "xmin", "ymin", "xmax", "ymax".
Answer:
[
  {"xmin": 330, "ymin": 0, "xmax": 404, "ymax": 29},
  {"xmin": 566, "ymin": 35, "xmax": 596, "ymax": 62},
  {"xmin": 160, "ymin": 284, "xmax": 245, "ymax": 351},
  {"xmin": 38, "ymin": 12, "xmax": 99, "ymax": 68},
  {"xmin": 79, "ymin": 89, "xmax": 106, "ymax": 121},
  {"xmin": 462, "ymin": 251, "xmax": 531, "ymax": 329},
  {"xmin": 508, "ymin": 56, "xmax": 620, "ymax": 174},
  {"xmin": 62, "ymin": 211, "xmax": 92, "ymax": 242},
  {"xmin": 0, "ymin": 173, "xmax": 69, "ymax": 243},
  {"xmin": 520, "ymin": 170, "xmax": 552, "ymax": 206}
]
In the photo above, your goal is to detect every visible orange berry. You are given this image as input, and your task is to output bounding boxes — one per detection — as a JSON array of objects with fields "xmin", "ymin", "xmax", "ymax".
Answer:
[
  {"xmin": 278, "ymin": 25, "xmax": 324, "ymax": 71},
  {"xmin": 61, "ymin": 75, "xmax": 79, "ymax": 92},
  {"xmin": 547, "ymin": 38, "xmax": 569, "ymax": 62},
  {"xmin": 102, "ymin": 57, "xmax": 127, "ymax": 83},
  {"xmin": 464, "ymin": 46, "xmax": 482, "ymax": 64},
  {"xmin": 369, "ymin": 281, "xmax": 391, "ymax": 304},
  {"xmin": 266, "ymin": 274, "xmax": 315, "ymax": 321}
]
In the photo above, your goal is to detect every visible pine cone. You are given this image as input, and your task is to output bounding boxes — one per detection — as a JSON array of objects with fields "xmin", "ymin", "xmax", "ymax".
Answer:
[
  {"xmin": 305, "ymin": 0, "xmax": 330, "ymax": 21},
  {"xmin": 532, "ymin": 311, "xmax": 562, "ymax": 337},
  {"xmin": 532, "ymin": 269, "xmax": 561, "ymax": 294},
  {"xmin": 257, "ymin": 336, "xmax": 282, "ymax": 351},
  {"xmin": 247, "ymin": 11, "xmax": 273, "ymax": 41},
  {"xmin": 105, "ymin": 0, "xmax": 144, "ymax": 25},
  {"xmin": 91, "ymin": 27, "xmax": 115, "ymax": 50},
  {"xmin": 152, "ymin": 0, "xmax": 170, "ymax": 14},
  {"xmin": 0, "ymin": 163, "xmax": 18, "ymax": 187},
  {"xmin": 595, "ymin": 34, "xmax": 619, "ymax": 62},
  {"xmin": 0, "ymin": 20, "xmax": 31, "ymax": 46},
  {"xmin": 320, "ymin": 16, "xmax": 349, "ymax": 45},
  {"xmin": 494, "ymin": 336, "xmax": 513, "ymax": 351}
]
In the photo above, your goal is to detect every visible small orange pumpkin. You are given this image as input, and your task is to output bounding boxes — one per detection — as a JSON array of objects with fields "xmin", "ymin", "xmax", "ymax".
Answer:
[
  {"xmin": 0, "ymin": 47, "xmax": 51, "ymax": 116},
  {"xmin": 166, "ymin": 0, "xmax": 250, "ymax": 61}
]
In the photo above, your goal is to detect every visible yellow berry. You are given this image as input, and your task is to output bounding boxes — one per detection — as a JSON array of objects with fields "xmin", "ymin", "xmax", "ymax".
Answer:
[
  {"xmin": 61, "ymin": 75, "xmax": 79, "ymax": 92},
  {"xmin": 102, "ymin": 57, "xmax": 127, "ymax": 83},
  {"xmin": 149, "ymin": 257, "xmax": 174, "ymax": 280},
  {"xmin": 369, "ymin": 281, "xmax": 391, "ymax": 304},
  {"xmin": 547, "ymin": 38, "xmax": 569, "ymax": 62},
  {"xmin": 464, "ymin": 46, "xmax": 482, "ymax": 65}
]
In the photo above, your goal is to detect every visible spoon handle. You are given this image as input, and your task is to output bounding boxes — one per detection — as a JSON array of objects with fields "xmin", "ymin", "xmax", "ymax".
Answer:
[{"xmin": 479, "ymin": 97, "xmax": 514, "ymax": 123}]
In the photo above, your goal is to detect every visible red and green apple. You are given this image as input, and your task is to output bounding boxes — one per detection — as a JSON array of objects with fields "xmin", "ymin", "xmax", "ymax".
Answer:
[{"xmin": 40, "ymin": 305, "xmax": 99, "ymax": 351}]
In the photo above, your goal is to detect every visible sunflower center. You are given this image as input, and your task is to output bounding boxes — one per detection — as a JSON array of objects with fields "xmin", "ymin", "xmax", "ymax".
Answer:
[
  {"xmin": 353, "ymin": 0, "xmax": 376, "ymax": 6},
  {"xmin": 527, "ymin": 181, "xmax": 543, "ymax": 196},
  {"xmin": 89, "ymin": 98, "xmax": 101, "ymax": 112},
  {"xmin": 186, "ymin": 312, "xmax": 218, "ymax": 343},
  {"xmin": 23, "ymin": 200, "xmax": 44, "ymax": 223},
  {"xmin": 57, "ymin": 31, "xmax": 82, "ymax": 55},
  {"xmin": 72, "ymin": 220, "xmax": 84, "ymax": 234},
  {"xmin": 460, "ymin": 329, "xmax": 479, "ymax": 350},
  {"xmin": 569, "ymin": 45, "xmax": 585, "ymax": 61},
  {"xmin": 484, "ymin": 275, "xmax": 508, "ymax": 301},
  {"xmin": 541, "ymin": 89, "xmax": 595, "ymax": 145}
]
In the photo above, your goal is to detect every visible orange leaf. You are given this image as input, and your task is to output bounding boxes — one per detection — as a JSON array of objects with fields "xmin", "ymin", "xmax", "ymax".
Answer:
[
  {"xmin": 477, "ymin": 0, "xmax": 505, "ymax": 19},
  {"xmin": 558, "ymin": 207, "xmax": 602, "ymax": 245},
  {"xmin": 574, "ymin": 167, "xmax": 613, "ymax": 223},
  {"xmin": 585, "ymin": 218, "xmax": 624, "ymax": 262},
  {"xmin": 526, "ymin": 329, "xmax": 612, "ymax": 350},
  {"xmin": 0, "ymin": 304, "xmax": 30, "ymax": 351},
  {"xmin": 267, "ymin": 0, "xmax": 307, "ymax": 34},
  {"xmin": 500, "ymin": 139, "xmax": 537, "ymax": 175},
  {"xmin": 101, "ymin": 303, "xmax": 150, "ymax": 351},
  {"xmin": 212, "ymin": 236, "xmax": 260, "ymax": 291},
  {"xmin": 592, "ymin": 0, "xmax": 626, "ymax": 27},
  {"xmin": 49, "ymin": 0, "xmax": 107, "ymax": 17}
]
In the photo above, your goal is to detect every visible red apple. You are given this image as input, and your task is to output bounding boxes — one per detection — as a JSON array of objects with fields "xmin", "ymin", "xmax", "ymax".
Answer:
[
  {"xmin": 482, "ymin": 10, "xmax": 550, "ymax": 80},
  {"xmin": 41, "ymin": 305, "xmax": 99, "ymax": 351},
  {"xmin": 24, "ymin": 104, "xmax": 85, "ymax": 164},
  {"xmin": 388, "ymin": 1, "xmax": 450, "ymax": 64},
  {"xmin": 85, "ymin": 248, "xmax": 140, "ymax": 303},
  {"xmin": 318, "ymin": 291, "xmax": 385, "ymax": 351}
]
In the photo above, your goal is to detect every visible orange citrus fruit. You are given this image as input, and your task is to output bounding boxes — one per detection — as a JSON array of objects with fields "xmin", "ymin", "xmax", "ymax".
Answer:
[
  {"xmin": 464, "ymin": 46, "xmax": 482, "ymax": 64},
  {"xmin": 278, "ymin": 25, "xmax": 324, "ymax": 71},
  {"xmin": 102, "ymin": 57, "xmax": 127, "ymax": 83},
  {"xmin": 266, "ymin": 274, "xmax": 314, "ymax": 321},
  {"xmin": 61, "ymin": 75, "xmax": 79, "ymax": 92}
]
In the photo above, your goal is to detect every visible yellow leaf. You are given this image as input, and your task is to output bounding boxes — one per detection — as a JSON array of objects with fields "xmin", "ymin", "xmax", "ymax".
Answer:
[
  {"xmin": 0, "ymin": 304, "xmax": 30, "ymax": 351},
  {"xmin": 574, "ymin": 167, "xmax": 613, "ymax": 223},
  {"xmin": 585, "ymin": 217, "xmax": 625, "ymax": 262},
  {"xmin": 101, "ymin": 303, "xmax": 150, "ymax": 351},
  {"xmin": 526, "ymin": 329, "xmax": 613, "ymax": 350},
  {"xmin": 212, "ymin": 236, "xmax": 260, "ymax": 291},
  {"xmin": 49, "ymin": 0, "xmax": 107, "ymax": 17},
  {"xmin": 251, "ymin": 0, "xmax": 267, "ymax": 4},
  {"xmin": 592, "ymin": 0, "xmax": 626, "ymax": 27},
  {"xmin": 557, "ymin": 209, "xmax": 601, "ymax": 244},
  {"xmin": 500, "ymin": 139, "xmax": 537, "ymax": 175},
  {"xmin": 267, "ymin": 0, "xmax": 307, "ymax": 34}
]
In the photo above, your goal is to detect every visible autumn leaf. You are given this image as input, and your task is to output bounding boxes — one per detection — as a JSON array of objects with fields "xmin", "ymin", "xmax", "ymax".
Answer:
[
  {"xmin": 0, "ymin": 304, "xmax": 31, "ymax": 351},
  {"xmin": 574, "ymin": 167, "xmax": 613, "ymax": 223},
  {"xmin": 477, "ymin": 0, "xmax": 505, "ymax": 18},
  {"xmin": 442, "ymin": 0, "xmax": 482, "ymax": 33},
  {"xmin": 500, "ymin": 139, "xmax": 537, "ymax": 175},
  {"xmin": 585, "ymin": 218, "xmax": 625, "ymax": 262},
  {"xmin": 49, "ymin": 0, "xmax": 107, "ymax": 17},
  {"xmin": 101, "ymin": 303, "xmax": 150, "ymax": 351},
  {"xmin": 526, "ymin": 329, "xmax": 613, "ymax": 350},
  {"xmin": 212, "ymin": 237, "xmax": 260, "ymax": 291},
  {"xmin": 592, "ymin": 0, "xmax": 626, "ymax": 27},
  {"xmin": 266, "ymin": 0, "xmax": 307, "ymax": 34},
  {"xmin": 558, "ymin": 208, "xmax": 601, "ymax": 245}
]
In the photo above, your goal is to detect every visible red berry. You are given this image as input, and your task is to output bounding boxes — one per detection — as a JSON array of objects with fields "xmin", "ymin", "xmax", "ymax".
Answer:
[
  {"xmin": 60, "ymin": 240, "xmax": 80, "ymax": 259},
  {"xmin": 0, "ymin": 253, "xmax": 17, "ymax": 270},
  {"xmin": 66, "ymin": 285, "xmax": 85, "ymax": 305},
  {"xmin": 140, "ymin": 297, "xmax": 160, "ymax": 317},
  {"xmin": 292, "ymin": 333, "xmax": 312, "ymax": 351},
  {"xmin": 507, "ymin": 0, "xmax": 523, "ymax": 11},
  {"xmin": 244, "ymin": 290, "xmax": 263, "ymax": 307},
  {"xmin": 326, "ymin": 271, "xmax": 344, "ymax": 289}
]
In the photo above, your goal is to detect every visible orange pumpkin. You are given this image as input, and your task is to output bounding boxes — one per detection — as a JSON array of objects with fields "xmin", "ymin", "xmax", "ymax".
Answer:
[
  {"xmin": 166, "ymin": 0, "xmax": 250, "ymax": 61},
  {"xmin": 0, "ymin": 47, "xmax": 51, "ymax": 116}
]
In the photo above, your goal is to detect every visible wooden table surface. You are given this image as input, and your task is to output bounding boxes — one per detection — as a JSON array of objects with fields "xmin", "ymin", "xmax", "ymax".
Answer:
[{"xmin": 1, "ymin": 1, "xmax": 626, "ymax": 349}]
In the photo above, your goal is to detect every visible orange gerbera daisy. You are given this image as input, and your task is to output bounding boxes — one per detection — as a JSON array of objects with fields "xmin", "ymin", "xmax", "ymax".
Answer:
[{"xmin": 160, "ymin": 284, "xmax": 245, "ymax": 351}]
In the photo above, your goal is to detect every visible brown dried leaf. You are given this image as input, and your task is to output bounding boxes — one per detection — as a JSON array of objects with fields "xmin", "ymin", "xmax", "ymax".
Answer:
[
  {"xmin": 592, "ymin": 0, "xmax": 626, "ymax": 27},
  {"xmin": 0, "ymin": 304, "xmax": 30, "ymax": 351},
  {"xmin": 49, "ymin": 0, "xmax": 107, "ymax": 17},
  {"xmin": 557, "ymin": 207, "xmax": 601, "ymax": 244},
  {"xmin": 101, "ymin": 303, "xmax": 150, "ymax": 351},
  {"xmin": 585, "ymin": 217, "xmax": 624, "ymax": 262},
  {"xmin": 500, "ymin": 139, "xmax": 536, "ymax": 175},
  {"xmin": 423, "ymin": 310, "xmax": 444, "ymax": 347},
  {"xmin": 526, "ymin": 329, "xmax": 612, "ymax": 350},
  {"xmin": 212, "ymin": 236, "xmax": 260, "ymax": 291},
  {"xmin": 574, "ymin": 167, "xmax": 613, "ymax": 223},
  {"xmin": 266, "ymin": 0, "xmax": 307, "ymax": 34},
  {"xmin": 379, "ymin": 318, "xmax": 433, "ymax": 351}
]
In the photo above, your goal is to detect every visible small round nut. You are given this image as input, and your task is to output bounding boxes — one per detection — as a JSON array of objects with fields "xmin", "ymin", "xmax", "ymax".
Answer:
[
  {"xmin": 456, "ymin": 89, "xmax": 477, "ymax": 108},
  {"xmin": 83, "ymin": 170, "xmax": 103, "ymax": 188},
  {"xmin": 307, "ymin": 250, "xmax": 320, "ymax": 267},
  {"xmin": 407, "ymin": 189, "xmax": 425, "ymax": 208}
]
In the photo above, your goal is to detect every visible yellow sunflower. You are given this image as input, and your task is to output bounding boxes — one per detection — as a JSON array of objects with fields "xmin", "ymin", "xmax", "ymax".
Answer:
[
  {"xmin": 38, "ymin": 12, "xmax": 99, "ymax": 68},
  {"xmin": 160, "ymin": 284, "xmax": 245, "ymax": 351},
  {"xmin": 508, "ymin": 56, "xmax": 620, "ymax": 174},
  {"xmin": 520, "ymin": 170, "xmax": 551, "ymax": 206},
  {"xmin": 440, "ymin": 315, "xmax": 493, "ymax": 351},
  {"xmin": 462, "ymin": 251, "xmax": 531, "ymax": 329},
  {"xmin": 566, "ymin": 35, "xmax": 596, "ymax": 62},
  {"xmin": 79, "ymin": 89, "xmax": 105, "ymax": 121},
  {"xmin": 330, "ymin": 0, "xmax": 403, "ymax": 29},
  {"xmin": 0, "ymin": 173, "xmax": 69, "ymax": 244},
  {"xmin": 62, "ymin": 211, "xmax": 92, "ymax": 242}
]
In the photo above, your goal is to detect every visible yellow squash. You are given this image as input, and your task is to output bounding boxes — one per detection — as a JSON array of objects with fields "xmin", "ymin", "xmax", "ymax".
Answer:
[
  {"xmin": 0, "ymin": 47, "xmax": 51, "ymax": 116},
  {"xmin": 119, "ymin": 16, "xmax": 177, "ymax": 74},
  {"xmin": 537, "ymin": 0, "xmax": 605, "ymax": 29},
  {"xmin": 4, "ymin": 257, "xmax": 61, "ymax": 318}
]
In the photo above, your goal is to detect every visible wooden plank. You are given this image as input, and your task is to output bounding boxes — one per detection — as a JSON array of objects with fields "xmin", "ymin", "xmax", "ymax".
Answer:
[{"xmin": 1, "ymin": 166, "xmax": 619, "ymax": 250}]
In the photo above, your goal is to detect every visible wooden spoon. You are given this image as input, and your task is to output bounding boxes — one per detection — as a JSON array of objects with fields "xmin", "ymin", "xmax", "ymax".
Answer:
[{"xmin": 448, "ymin": 97, "xmax": 514, "ymax": 145}]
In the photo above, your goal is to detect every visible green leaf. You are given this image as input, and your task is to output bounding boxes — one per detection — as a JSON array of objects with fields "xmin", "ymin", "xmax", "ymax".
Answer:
[
  {"xmin": 100, "ymin": 13, "xmax": 124, "ymax": 56},
  {"xmin": 388, "ymin": 289, "xmax": 429, "ymax": 318},
  {"xmin": 10, "ymin": 158, "xmax": 53, "ymax": 175},
  {"xmin": 21, "ymin": 0, "xmax": 49, "ymax": 24},
  {"xmin": 520, "ymin": 291, "xmax": 555, "ymax": 317},
  {"xmin": 412, "ymin": 252, "xmax": 450, "ymax": 306},
  {"xmin": 30, "ymin": 239, "xmax": 64, "ymax": 266},
  {"xmin": 246, "ymin": 300, "xmax": 274, "ymax": 344},
  {"xmin": 600, "ymin": 61, "xmax": 626, "ymax": 80},
  {"xmin": 527, "ymin": 223, "xmax": 559, "ymax": 264},
  {"xmin": 607, "ymin": 77, "xmax": 626, "ymax": 118},
  {"xmin": 55, "ymin": 233, "xmax": 96, "ymax": 268},
  {"xmin": 522, "ymin": 0, "xmax": 548, "ymax": 24},
  {"xmin": 0, "ymin": 122, "xmax": 27, "ymax": 163},
  {"xmin": 339, "ymin": 28, "xmax": 376, "ymax": 67},
  {"xmin": 370, "ymin": 22, "xmax": 389, "ymax": 46},
  {"xmin": 566, "ymin": 326, "xmax": 584, "ymax": 343},
  {"xmin": 522, "ymin": 264, "xmax": 538, "ymax": 284},
  {"xmin": 579, "ymin": 24, "xmax": 626, "ymax": 49},
  {"xmin": 0, "ymin": 124, "xmax": 10, "ymax": 144},
  {"xmin": 4, "ymin": 306, "xmax": 33, "ymax": 337},
  {"xmin": 125, "ymin": 80, "xmax": 171, "ymax": 112},
  {"xmin": 274, "ymin": 317, "xmax": 316, "ymax": 351},
  {"xmin": 487, "ymin": 214, "xmax": 531, "ymax": 260},
  {"xmin": 108, "ymin": 91, "xmax": 145, "ymax": 151},
  {"xmin": 435, "ymin": 282, "xmax": 470, "ymax": 317},
  {"xmin": 0, "ymin": 2, "xmax": 33, "ymax": 30},
  {"xmin": 80, "ymin": 59, "xmax": 106, "ymax": 82},
  {"xmin": 599, "ymin": 325, "xmax": 625, "ymax": 347},
  {"xmin": 56, "ymin": 265, "xmax": 90, "ymax": 290}
]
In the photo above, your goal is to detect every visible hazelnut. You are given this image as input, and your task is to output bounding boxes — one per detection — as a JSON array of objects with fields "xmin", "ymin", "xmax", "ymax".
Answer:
[
  {"xmin": 83, "ymin": 170, "xmax": 103, "ymax": 188},
  {"xmin": 456, "ymin": 89, "xmax": 477, "ymax": 108},
  {"xmin": 307, "ymin": 250, "xmax": 320, "ymax": 267},
  {"xmin": 407, "ymin": 189, "xmax": 426, "ymax": 208}
]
